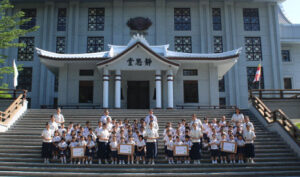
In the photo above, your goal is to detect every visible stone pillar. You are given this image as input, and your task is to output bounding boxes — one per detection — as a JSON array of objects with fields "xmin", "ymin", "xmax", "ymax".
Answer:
[
  {"xmin": 103, "ymin": 69, "xmax": 109, "ymax": 108},
  {"xmin": 167, "ymin": 70, "xmax": 174, "ymax": 109},
  {"xmin": 155, "ymin": 71, "xmax": 162, "ymax": 109},
  {"xmin": 115, "ymin": 70, "xmax": 121, "ymax": 108}
]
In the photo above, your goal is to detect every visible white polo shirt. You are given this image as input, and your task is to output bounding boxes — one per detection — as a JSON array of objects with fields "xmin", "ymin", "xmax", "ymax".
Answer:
[
  {"xmin": 190, "ymin": 127, "xmax": 202, "ymax": 143},
  {"xmin": 243, "ymin": 130, "xmax": 256, "ymax": 144},
  {"xmin": 190, "ymin": 119, "xmax": 202, "ymax": 128},
  {"xmin": 136, "ymin": 139, "xmax": 146, "ymax": 147},
  {"xmin": 54, "ymin": 113, "xmax": 65, "ymax": 125},
  {"xmin": 231, "ymin": 113, "xmax": 244, "ymax": 123},
  {"xmin": 41, "ymin": 129, "xmax": 53, "ymax": 143},
  {"xmin": 100, "ymin": 115, "xmax": 111, "ymax": 123},
  {"xmin": 210, "ymin": 139, "xmax": 220, "ymax": 150},
  {"xmin": 49, "ymin": 121, "xmax": 58, "ymax": 132},
  {"xmin": 145, "ymin": 114, "xmax": 158, "ymax": 124},
  {"xmin": 145, "ymin": 128, "xmax": 159, "ymax": 143},
  {"xmin": 98, "ymin": 129, "xmax": 110, "ymax": 142}
]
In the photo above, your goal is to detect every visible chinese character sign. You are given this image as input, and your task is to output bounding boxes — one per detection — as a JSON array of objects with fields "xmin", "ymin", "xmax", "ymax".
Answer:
[{"xmin": 127, "ymin": 58, "xmax": 152, "ymax": 67}]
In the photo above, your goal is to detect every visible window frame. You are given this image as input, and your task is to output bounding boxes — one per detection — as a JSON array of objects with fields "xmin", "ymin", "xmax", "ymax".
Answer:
[
  {"xmin": 212, "ymin": 8, "xmax": 222, "ymax": 31},
  {"xmin": 243, "ymin": 8, "xmax": 260, "ymax": 31},
  {"xmin": 88, "ymin": 8, "xmax": 105, "ymax": 31},
  {"xmin": 86, "ymin": 36, "xmax": 104, "ymax": 53},
  {"xmin": 174, "ymin": 36, "xmax": 192, "ymax": 53},
  {"xmin": 174, "ymin": 8, "xmax": 191, "ymax": 31}
]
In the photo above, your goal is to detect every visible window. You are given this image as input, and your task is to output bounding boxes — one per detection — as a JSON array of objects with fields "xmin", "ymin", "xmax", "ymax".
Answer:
[
  {"xmin": 175, "ymin": 36, "xmax": 192, "ymax": 53},
  {"xmin": 213, "ymin": 36, "xmax": 223, "ymax": 53},
  {"xmin": 20, "ymin": 9, "xmax": 36, "ymax": 30},
  {"xmin": 243, "ymin": 8, "xmax": 260, "ymax": 31},
  {"xmin": 184, "ymin": 81, "xmax": 198, "ymax": 103},
  {"xmin": 219, "ymin": 76, "xmax": 225, "ymax": 92},
  {"xmin": 87, "ymin": 37, "xmax": 104, "ymax": 53},
  {"xmin": 212, "ymin": 8, "xmax": 222, "ymax": 31},
  {"xmin": 57, "ymin": 8, "xmax": 67, "ymax": 31},
  {"xmin": 183, "ymin": 69, "xmax": 198, "ymax": 76},
  {"xmin": 17, "ymin": 67, "xmax": 32, "ymax": 92},
  {"xmin": 79, "ymin": 81, "xmax": 93, "ymax": 103},
  {"xmin": 88, "ymin": 8, "xmax": 105, "ymax": 31},
  {"xmin": 284, "ymin": 78, "xmax": 292, "ymax": 89},
  {"xmin": 174, "ymin": 8, "xmax": 191, "ymax": 31},
  {"xmin": 56, "ymin": 37, "xmax": 66, "ymax": 54},
  {"xmin": 80, "ymin": 70, "xmax": 94, "ymax": 76},
  {"xmin": 282, "ymin": 50, "xmax": 290, "ymax": 62},
  {"xmin": 245, "ymin": 37, "xmax": 262, "ymax": 61},
  {"xmin": 247, "ymin": 67, "xmax": 264, "ymax": 90},
  {"xmin": 18, "ymin": 37, "xmax": 35, "ymax": 61},
  {"xmin": 54, "ymin": 76, "xmax": 58, "ymax": 92}
]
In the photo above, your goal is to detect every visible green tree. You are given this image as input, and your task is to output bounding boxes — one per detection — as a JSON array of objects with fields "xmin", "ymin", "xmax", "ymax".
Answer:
[{"xmin": 0, "ymin": 0, "xmax": 39, "ymax": 97}]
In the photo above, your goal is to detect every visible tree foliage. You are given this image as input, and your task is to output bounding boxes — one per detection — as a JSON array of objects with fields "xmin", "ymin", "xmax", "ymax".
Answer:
[{"xmin": 0, "ymin": 0, "xmax": 39, "ymax": 87}]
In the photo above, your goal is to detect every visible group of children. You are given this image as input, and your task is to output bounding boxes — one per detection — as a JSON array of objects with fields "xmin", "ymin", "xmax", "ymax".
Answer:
[
  {"xmin": 163, "ymin": 108, "xmax": 256, "ymax": 164},
  {"xmin": 42, "ymin": 108, "xmax": 256, "ymax": 165},
  {"xmin": 42, "ymin": 109, "xmax": 159, "ymax": 164}
]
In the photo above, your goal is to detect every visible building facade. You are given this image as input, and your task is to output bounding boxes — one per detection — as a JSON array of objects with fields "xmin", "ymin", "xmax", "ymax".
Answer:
[{"xmin": 1, "ymin": 0, "xmax": 299, "ymax": 109}]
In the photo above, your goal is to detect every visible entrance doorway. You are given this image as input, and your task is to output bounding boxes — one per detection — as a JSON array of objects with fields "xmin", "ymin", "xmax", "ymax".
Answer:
[{"xmin": 127, "ymin": 81, "xmax": 150, "ymax": 109}]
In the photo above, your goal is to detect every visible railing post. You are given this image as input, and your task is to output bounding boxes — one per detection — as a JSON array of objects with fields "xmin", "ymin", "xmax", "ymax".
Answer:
[
  {"xmin": 13, "ymin": 89, "xmax": 16, "ymax": 99},
  {"xmin": 280, "ymin": 90, "xmax": 283, "ymax": 99},
  {"xmin": 259, "ymin": 90, "xmax": 262, "ymax": 99}
]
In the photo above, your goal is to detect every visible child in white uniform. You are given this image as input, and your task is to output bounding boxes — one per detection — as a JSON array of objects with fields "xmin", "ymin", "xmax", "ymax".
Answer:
[
  {"xmin": 209, "ymin": 134, "xmax": 220, "ymax": 164},
  {"xmin": 166, "ymin": 135, "xmax": 174, "ymax": 164},
  {"xmin": 58, "ymin": 138, "xmax": 68, "ymax": 164},
  {"xmin": 69, "ymin": 136, "xmax": 78, "ymax": 164},
  {"xmin": 110, "ymin": 136, "xmax": 118, "ymax": 164},
  {"xmin": 136, "ymin": 135, "xmax": 146, "ymax": 164},
  {"xmin": 174, "ymin": 136, "xmax": 183, "ymax": 164},
  {"xmin": 127, "ymin": 136, "xmax": 136, "ymax": 164},
  {"xmin": 237, "ymin": 134, "xmax": 246, "ymax": 164},
  {"xmin": 86, "ymin": 135, "xmax": 95, "ymax": 164},
  {"xmin": 183, "ymin": 135, "xmax": 192, "ymax": 164}
]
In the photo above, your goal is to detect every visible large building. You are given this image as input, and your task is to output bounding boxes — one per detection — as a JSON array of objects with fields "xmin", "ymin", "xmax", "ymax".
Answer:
[{"xmin": 1, "ymin": 0, "xmax": 300, "ymax": 109}]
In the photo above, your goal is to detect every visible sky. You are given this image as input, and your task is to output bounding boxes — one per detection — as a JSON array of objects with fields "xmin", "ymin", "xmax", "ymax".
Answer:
[{"xmin": 281, "ymin": 0, "xmax": 300, "ymax": 24}]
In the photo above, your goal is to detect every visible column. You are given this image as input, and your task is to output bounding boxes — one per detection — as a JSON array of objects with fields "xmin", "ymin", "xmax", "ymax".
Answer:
[
  {"xmin": 155, "ymin": 0, "xmax": 166, "ymax": 44},
  {"xmin": 114, "ymin": 70, "xmax": 121, "ymax": 108},
  {"xmin": 103, "ymin": 69, "xmax": 109, "ymax": 108},
  {"xmin": 155, "ymin": 71, "xmax": 162, "ymax": 109},
  {"xmin": 167, "ymin": 70, "xmax": 174, "ymax": 109}
]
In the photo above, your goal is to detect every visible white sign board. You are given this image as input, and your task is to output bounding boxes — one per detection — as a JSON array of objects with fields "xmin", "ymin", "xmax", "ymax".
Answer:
[
  {"xmin": 118, "ymin": 144, "xmax": 134, "ymax": 155},
  {"xmin": 174, "ymin": 145, "xmax": 189, "ymax": 156},
  {"xmin": 71, "ymin": 147, "xmax": 85, "ymax": 158},
  {"xmin": 221, "ymin": 142, "xmax": 237, "ymax": 153}
]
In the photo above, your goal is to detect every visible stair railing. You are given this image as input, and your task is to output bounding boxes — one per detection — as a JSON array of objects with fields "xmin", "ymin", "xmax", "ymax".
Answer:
[
  {"xmin": 250, "ymin": 94, "xmax": 300, "ymax": 146},
  {"xmin": 273, "ymin": 109, "xmax": 300, "ymax": 146},
  {"xmin": 0, "ymin": 89, "xmax": 27, "ymax": 125},
  {"xmin": 249, "ymin": 89, "xmax": 300, "ymax": 99}
]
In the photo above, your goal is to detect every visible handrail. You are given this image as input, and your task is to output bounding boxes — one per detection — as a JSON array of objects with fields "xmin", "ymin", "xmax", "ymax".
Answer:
[
  {"xmin": 0, "ymin": 89, "xmax": 27, "ymax": 125},
  {"xmin": 273, "ymin": 109, "xmax": 300, "ymax": 146},
  {"xmin": 176, "ymin": 105, "xmax": 236, "ymax": 109},
  {"xmin": 250, "ymin": 94, "xmax": 300, "ymax": 146},
  {"xmin": 250, "ymin": 96, "xmax": 273, "ymax": 123},
  {"xmin": 249, "ymin": 89, "xmax": 300, "ymax": 99}
]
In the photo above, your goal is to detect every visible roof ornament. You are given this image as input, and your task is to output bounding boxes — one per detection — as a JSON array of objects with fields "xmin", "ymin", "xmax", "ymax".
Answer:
[{"xmin": 127, "ymin": 34, "xmax": 150, "ymax": 48}]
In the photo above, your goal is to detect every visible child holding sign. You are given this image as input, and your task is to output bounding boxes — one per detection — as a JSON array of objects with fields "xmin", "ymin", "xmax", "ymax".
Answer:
[
  {"xmin": 228, "ymin": 135, "xmax": 236, "ymax": 164},
  {"xmin": 174, "ymin": 136, "xmax": 183, "ymax": 164},
  {"xmin": 127, "ymin": 136, "xmax": 136, "ymax": 164}
]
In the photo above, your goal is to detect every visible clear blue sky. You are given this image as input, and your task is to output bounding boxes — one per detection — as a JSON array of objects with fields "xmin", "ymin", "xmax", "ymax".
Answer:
[{"xmin": 281, "ymin": 0, "xmax": 300, "ymax": 24}]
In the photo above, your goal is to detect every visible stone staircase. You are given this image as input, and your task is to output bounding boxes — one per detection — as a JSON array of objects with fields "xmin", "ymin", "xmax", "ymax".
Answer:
[{"xmin": 0, "ymin": 109, "xmax": 299, "ymax": 176}]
